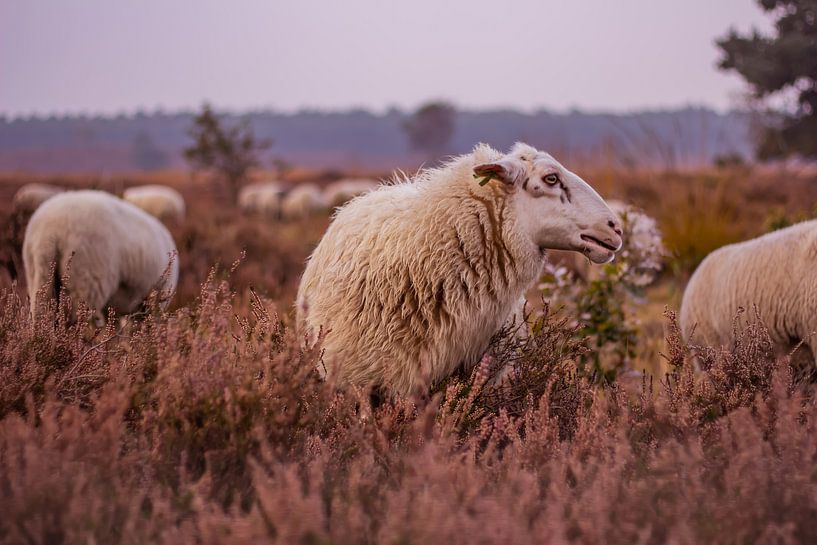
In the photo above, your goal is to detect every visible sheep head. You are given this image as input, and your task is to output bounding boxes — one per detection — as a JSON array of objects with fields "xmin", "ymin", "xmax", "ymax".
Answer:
[{"xmin": 474, "ymin": 143, "xmax": 623, "ymax": 264}]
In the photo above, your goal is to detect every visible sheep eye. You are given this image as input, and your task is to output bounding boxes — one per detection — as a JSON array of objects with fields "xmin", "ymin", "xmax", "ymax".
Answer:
[{"xmin": 543, "ymin": 174, "xmax": 559, "ymax": 185}]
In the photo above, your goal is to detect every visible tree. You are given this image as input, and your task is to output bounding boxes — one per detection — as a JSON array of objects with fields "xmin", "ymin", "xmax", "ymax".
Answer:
[
  {"xmin": 717, "ymin": 0, "xmax": 817, "ymax": 159},
  {"xmin": 131, "ymin": 131, "xmax": 169, "ymax": 171},
  {"xmin": 403, "ymin": 101, "xmax": 456, "ymax": 161},
  {"xmin": 184, "ymin": 103, "xmax": 270, "ymax": 202}
]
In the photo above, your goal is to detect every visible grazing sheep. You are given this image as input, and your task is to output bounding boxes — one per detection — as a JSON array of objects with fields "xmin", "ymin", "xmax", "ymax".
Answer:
[
  {"xmin": 123, "ymin": 184, "xmax": 186, "ymax": 222},
  {"xmin": 297, "ymin": 143, "xmax": 623, "ymax": 396},
  {"xmin": 282, "ymin": 183, "xmax": 327, "ymax": 220},
  {"xmin": 238, "ymin": 182, "xmax": 286, "ymax": 219},
  {"xmin": 324, "ymin": 178, "xmax": 379, "ymax": 208},
  {"xmin": 680, "ymin": 220, "xmax": 817, "ymax": 361},
  {"xmin": 12, "ymin": 183, "xmax": 65, "ymax": 216},
  {"xmin": 23, "ymin": 190, "xmax": 179, "ymax": 322}
]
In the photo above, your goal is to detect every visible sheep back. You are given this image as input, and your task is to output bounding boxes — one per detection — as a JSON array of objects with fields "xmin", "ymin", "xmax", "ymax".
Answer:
[
  {"xmin": 23, "ymin": 190, "xmax": 179, "ymax": 319},
  {"xmin": 238, "ymin": 182, "xmax": 285, "ymax": 218},
  {"xmin": 324, "ymin": 178, "xmax": 379, "ymax": 208},
  {"xmin": 123, "ymin": 185, "xmax": 186, "ymax": 222},
  {"xmin": 297, "ymin": 146, "xmax": 545, "ymax": 395},
  {"xmin": 281, "ymin": 183, "xmax": 326, "ymax": 220},
  {"xmin": 680, "ymin": 219, "xmax": 817, "ymax": 358},
  {"xmin": 12, "ymin": 183, "xmax": 66, "ymax": 216}
]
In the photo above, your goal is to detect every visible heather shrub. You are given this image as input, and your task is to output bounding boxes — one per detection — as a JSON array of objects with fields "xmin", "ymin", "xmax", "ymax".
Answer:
[
  {"xmin": 667, "ymin": 307, "xmax": 779, "ymax": 424},
  {"xmin": 2, "ymin": 266, "xmax": 817, "ymax": 544},
  {"xmin": 0, "ymin": 282, "xmax": 116, "ymax": 418},
  {"xmin": 439, "ymin": 306, "xmax": 592, "ymax": 442},
  {"xmin": 125, "ymin": 272, "xmax": 361, "ymax": 510},
  {"xmin": 0, "ymin": 386, "xmax": 188, "ymax": 545}
]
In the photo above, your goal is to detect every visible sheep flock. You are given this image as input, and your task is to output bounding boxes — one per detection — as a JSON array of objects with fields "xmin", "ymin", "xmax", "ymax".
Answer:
[{"xmin": 12, "ymin": 143, "xmax": 817, "ymax": 397}]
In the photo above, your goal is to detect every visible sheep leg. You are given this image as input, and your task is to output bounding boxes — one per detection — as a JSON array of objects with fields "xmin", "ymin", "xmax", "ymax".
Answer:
[
  {"xmin": 62, "ymin": 247, "xmax": 115, "ymax": 325},
  {"xmin": 23, "ymin": 239, "xmax": 59, "ymax": 318}
]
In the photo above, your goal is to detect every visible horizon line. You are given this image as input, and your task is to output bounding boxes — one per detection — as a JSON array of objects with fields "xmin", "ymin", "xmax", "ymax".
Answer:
[{"xmin": 0, "ymin": 101, "xmax": 747, "ymax": 122}]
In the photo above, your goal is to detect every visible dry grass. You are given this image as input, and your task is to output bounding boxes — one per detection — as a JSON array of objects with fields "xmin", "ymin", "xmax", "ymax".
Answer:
[{"xmin": 2, "ymin": 166, "xmax": 817, "ymax": 543}]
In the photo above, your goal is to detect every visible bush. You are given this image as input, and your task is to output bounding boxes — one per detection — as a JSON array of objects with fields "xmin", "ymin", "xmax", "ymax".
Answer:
[{"xmin": 540, "ymin": 204, "xmax": 665, "ymax": 381}]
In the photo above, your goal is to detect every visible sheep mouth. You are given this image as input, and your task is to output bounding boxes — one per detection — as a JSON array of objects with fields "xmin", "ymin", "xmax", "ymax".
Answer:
[{"xmin": 580, "ymin": 234, "xmax": 618, "ymax": 253}]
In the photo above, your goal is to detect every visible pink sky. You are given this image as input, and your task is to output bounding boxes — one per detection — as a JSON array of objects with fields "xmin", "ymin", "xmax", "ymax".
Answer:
[{"xmin": 0, "ymin": 0, "xmax": 772, "ymax": 116}]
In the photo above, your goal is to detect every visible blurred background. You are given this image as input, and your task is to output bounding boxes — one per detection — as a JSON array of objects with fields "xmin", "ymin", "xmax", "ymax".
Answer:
[{"xmin": 0, "ymin": 0, "xmax": 791, "ymax": 172}]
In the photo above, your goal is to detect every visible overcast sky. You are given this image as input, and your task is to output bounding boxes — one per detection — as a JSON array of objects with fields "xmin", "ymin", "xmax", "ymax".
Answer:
[{"xmin": 0, "ymin": 0, "xmax": 772, "ymax": 117}]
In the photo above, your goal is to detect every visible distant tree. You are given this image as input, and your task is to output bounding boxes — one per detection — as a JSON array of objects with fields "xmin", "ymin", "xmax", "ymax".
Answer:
[
  {"xmin": 131, "ymin": 131, "xmax": 169, "ymax": 171},
  {"xmin": 271, "ymin": 157, "xmax": 293, "ymax": 177},
  {"xmin": 184, "ymin": 103, "xmax": 270, "ymax": 202},
  {"xmin": 403, "ymin": 101, "xmax": 456, "ymax": 161},
  {"xmin": 717, "ymin": 0, "xmax": 817, "ymax": 159}
]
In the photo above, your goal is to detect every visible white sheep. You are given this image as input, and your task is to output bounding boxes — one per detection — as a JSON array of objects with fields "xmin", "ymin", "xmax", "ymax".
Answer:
[
  {"xmin": 122, "ymin": 184, "xmax": 186, "ymax": 222},
  {"xmin": 23, "ymin": 190, "xmax": 179, "ymax": 322},
  {"xmin": 282, "ymin": 183, "xmax": 327, "ymax": 220},
  {"xmin": 324, "ymin": 178, "xmax": 379, "ymax": 208},
  {"xmin": 12, "ymin": 183, "xmax": 66, "ymax": 216},
  {"xmin": 680, "ymin": 220, "xmax": 817, "ymax": 361},
  {"xmin": 296, "ymin": 143, "xmax": 623, "ymax": 396},
  {"xmin": 238, "ymin": 182, "xmax": 286, "ymax": 219}
]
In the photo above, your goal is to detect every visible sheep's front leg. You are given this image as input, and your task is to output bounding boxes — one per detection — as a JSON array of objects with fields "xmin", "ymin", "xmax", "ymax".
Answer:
[{"xmin": 506, "ymin": 296, "xmax": 530, "ymax": 340}]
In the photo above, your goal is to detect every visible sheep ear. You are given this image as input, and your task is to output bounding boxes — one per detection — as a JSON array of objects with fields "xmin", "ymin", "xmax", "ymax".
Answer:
[{"xmin": 473, "ymin": 158, "xmax": 526, "ymax": 187}]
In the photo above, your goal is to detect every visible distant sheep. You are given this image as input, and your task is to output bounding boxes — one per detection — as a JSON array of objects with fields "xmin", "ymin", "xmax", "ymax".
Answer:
[
  {"xmin": 123, "ymin": 184, "xmax": 186, "ymax": 222},
  {"xmin": 282, "ymin": 183, "xmax": 327, "ymax": 220},
  {"xmin": 238, "ymin": 182, "xmax": 286, "ymax": 219},
  {"xmin": 297, "ymin": 143, "xmax": 623, "ymax": 396},
  {"xmin": 324, "ymin": 178, "xmax": 379, "ymax": 208},
  {"xmin": 23, "ymin": 190, "xmax": 179, "ymax": 322},
  {"xmin": 12, "ymin": 183, "xmax": 65, "ymax": 216},
  {"xmin": 680, "ymin": 220, "xmax": 817, "ymax": 361}
]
